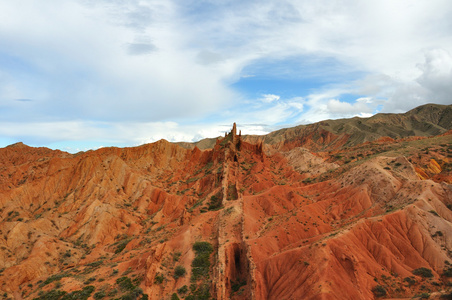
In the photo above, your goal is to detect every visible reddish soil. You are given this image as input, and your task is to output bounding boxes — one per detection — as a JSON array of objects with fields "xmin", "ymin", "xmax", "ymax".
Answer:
[{"xmin": 0, "ymin": 120, "xmax": 451, "ymax": 299}]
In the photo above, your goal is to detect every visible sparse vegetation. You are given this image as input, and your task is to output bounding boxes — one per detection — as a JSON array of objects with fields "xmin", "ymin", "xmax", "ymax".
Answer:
[
  {"xmin": 443, "ymin": 267, "xmax": 452, "ymax": 277},
  {"xmin": 3, "ymin": 105, "xmax": 452, "ymax": 300},
  {"xmin": 191, "ymin": 242, "xmax": 213, "ymax": 281},
  {"xmin": 61, "ymin": 285, "xmax": 95, "ymax": 300},
  {"xmin": 403, "ymin": 276, "xmax": 416, "ymax": 286},
  {"xmin": 185, "ymin": 283, "xmax": 211, "ymax": 300},
  {"xmin": 227, "ymin": 184, "xmax": 238, "ymax": 200},
  {"xmin": 412, "ymin": 267, "xmax": 434, "ymax": 278},
  {"xmin": 185, "ymin": 242, "xmax": 214, "ymax": 299},
  {"xmin": 154, "ymin": 273, "xmax": 165, "ymax": 284},
  {"xmin": 84, "ymin": 277, "xmax": 96, "ymax": 284},
  {"xmin": 432, "ymin": 230, "xmax": 443, "ymax": 237},
  {"xmin": 177, "ymin": 285, "xmax": 188, "ymax": 295},
  {"xmin": 116, "ymin": 276, "xmax": 135, "ymax": 291},
  {"xmin": 172, "ymin": 251, "xmax": 182, "ymax": 262},
  {"xmin": 171, "ymin": 293, "xmax": 180, "ymax": 300},
  {"xmin": 429, "ymin": 210, "xmax": 439, "ymax": 217},
  {"xmin": 32, "ymin": 289, "xmax": 67, "ymax": 300},
  {"xmin": 208, "ymin": 190, "xmax": 223, "ymax": 211},
  {"xmin": 39, "ymin": 273, "xmax": 69, "ymax": 288},
  {"xmin": 114, "ymin": 238, "xmax": 132, "ymax": 254},
  {"xmin": 231, "ymin": 279, "xmax": 247, "ymax": 293},
  {"xmin": 174, "ymin": 265, "xmax": 186, "ymax": 279},
  {"xmin": 371, "ymin": 285, "xmax": 387, "ymax": 297},
  {"xmin": 93, "ymin": 291, "xmax": 106, "ymax": 299},
  {"xmin": 223, "ymin": 206, "xmax": 234, "ymax": 215}
]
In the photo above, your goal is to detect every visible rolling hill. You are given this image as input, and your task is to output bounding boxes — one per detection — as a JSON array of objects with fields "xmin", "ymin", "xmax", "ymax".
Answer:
[{"xmin": 0, "ymin": 104, "xmax": 451, "ymax": 299}]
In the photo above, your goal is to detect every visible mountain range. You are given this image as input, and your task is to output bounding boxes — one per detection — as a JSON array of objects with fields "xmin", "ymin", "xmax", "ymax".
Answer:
[{"xmin": 0, "ymin": 103, "xmax": 451, "ymax": 299}]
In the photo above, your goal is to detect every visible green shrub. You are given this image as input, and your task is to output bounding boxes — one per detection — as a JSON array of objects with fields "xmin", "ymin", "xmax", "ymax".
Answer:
[
  {"xmin": 208, "ymin": 192, "xmax": 222, "ymax": 211},
  {"xmin": 115, "ymin": 238, "xmax": 132, "ymax": 254},
  {"xmin": 231, "ymin": 280, "xmax": 246, "ymax": 292},
  {"xmin": 93, "ymin": 291, "xmax": 106, "ymax": 299},
  {"xmin": 429, "ymin": 210, "xmax": 439, "ymax": 217},
  {"xmin": 86, "ymin": 260, "xmax": 104, "ymax": 268},
  {"xmin": 107, "ymin": 289, "xmax": 118, "ymax": 297},
  {"xmin": 191, "ymin": 242, "xmax": 213, "ymax": 281},
  {"xmin": 171, "ymin": 293, "xmax": 180, "ymax": 300},
  {"xmin": 33, "ymin": 289, "xmax": 67, "ymax": 300},
  {"xmin": 174, "ymin": 266, "xmax": 186, "ymax": 279},
  {"xmin": 403, "ymin": 276, "xmax": 416, "ymax": 286},
  {"xmin": 116, "ymin": 276, "xmax": 135, "ymax": 291},
  {"xmin": 172, "ymin": 251, "xmax": 182, "ymax": 262},
  {"xmin": 190, "ymin": 283, "xmax": 211, "ymax": 300},
  {"xmin": 177, "ymin": 285, "xmax": 188, "ymax": 295},
  {"xmin": 193, "ymin": 242, "xmax": 213, "ymax": 253},
  {"xmin": 154, "ymin": 273, "xmax": 165, "ymax": 284},
  {"xmin": 120, "ymin": 288, "xmax": 143, "ymax": 300},
  {"xmin": 413, "ymin": 267, "xmax": 434, "ymax": 278},
  {"xmin": 61, "ymin": 285, "xmax": 95, "ymax": 300},
  {"xmin": 433, "ymin": 231, "xmax": 443, "ymax": 237},
  {"xmin": 371, "ymin": 285, "xmax": 387, "ymax": 297},
  {"xmin": 84, "ymin": 277, "xmax": 96, "ymax": 284},
  {"xmin": 40, "ymin": 273, "xmax": 69, "ymax": 287}
]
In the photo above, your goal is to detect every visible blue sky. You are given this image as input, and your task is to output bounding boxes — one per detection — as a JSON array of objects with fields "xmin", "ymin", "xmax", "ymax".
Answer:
[{"xmin": 0, "ymin": 0, "xmax": 451, "ymax": 153}]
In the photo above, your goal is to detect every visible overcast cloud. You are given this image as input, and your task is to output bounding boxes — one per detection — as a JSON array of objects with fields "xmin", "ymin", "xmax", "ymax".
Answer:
[{"xmin": 0, "ymin": 0, "xmax": 451, "ymax": 152}]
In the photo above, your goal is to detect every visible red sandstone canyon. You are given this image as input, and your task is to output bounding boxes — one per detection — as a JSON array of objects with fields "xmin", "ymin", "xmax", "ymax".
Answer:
[{"xmin": 1, "ymin": 103, "xmax": 452, "ymax": 299}]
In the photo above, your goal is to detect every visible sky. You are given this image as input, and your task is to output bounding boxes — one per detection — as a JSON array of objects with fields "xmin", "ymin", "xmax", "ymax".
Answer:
[{"xmin": 0, "ymin": 0, "xmax": 451, "ymax": 153}]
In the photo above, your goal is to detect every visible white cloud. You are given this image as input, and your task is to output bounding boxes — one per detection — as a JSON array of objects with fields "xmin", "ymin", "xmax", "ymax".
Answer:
[
  {"xmin": 0, "ymin": 119, "xmax": 272, "ymax": 153},
  {"xmin": 416, "ymin": 49, "xmax": 452, "ymax": 103},
  {"xmin": 380, "ymin": 49, "xmax": 452, "ymax": 113},
  {"xmin": 327, "ymin": 99, "xmax": 373, "ymax": 115},
  {"xmin": 260, "ymin": 94, "xmax": 280, "ymax": 103},
  {"xmin": 0, "ymin": 0, "xmax": 451, "ymax": 150},
  {"xmin": 356, "ymin": 97, "xmax": 373, "ymax": 104},
  {"xmin": 0, "ymin": 0, "xmax": 239, "ymax": 123}
]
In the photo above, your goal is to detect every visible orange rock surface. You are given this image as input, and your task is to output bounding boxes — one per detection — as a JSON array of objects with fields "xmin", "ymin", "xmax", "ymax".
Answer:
[{"xmin": 0, "ymin": 117, "xmax": 451, "ymax": 299}]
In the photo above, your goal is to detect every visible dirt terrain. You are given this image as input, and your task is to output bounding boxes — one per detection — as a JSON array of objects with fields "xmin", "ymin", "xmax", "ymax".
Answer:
[{"xmin": 0, "ymin": 104, "xmax": 451, "ymax": 299}]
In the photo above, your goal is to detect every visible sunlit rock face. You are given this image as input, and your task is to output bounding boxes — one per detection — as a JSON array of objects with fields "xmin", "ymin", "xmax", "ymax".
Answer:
[{"xmin": 1, "ymin": 104, "xmax": 451, "ymax": 299}]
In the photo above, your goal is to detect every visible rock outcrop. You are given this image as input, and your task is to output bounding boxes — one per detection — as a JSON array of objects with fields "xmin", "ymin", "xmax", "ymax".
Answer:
[{"xmin": 1, "ymin": 105, "xmax": 452, "ymax": 299}]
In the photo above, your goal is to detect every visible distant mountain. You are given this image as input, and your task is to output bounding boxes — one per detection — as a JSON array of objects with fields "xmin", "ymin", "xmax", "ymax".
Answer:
[
  {"xmin": 182, "ymin": 103, "xmax": 452, "ymax": 152},
  {"xmin": 0, "ymin": 104, "xmax": 451, "ymax": 299}
]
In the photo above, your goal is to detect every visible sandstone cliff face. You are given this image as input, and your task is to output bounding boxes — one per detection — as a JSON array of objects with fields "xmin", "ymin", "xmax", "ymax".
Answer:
[{"xmin": 0, "ymin": 116, "xmax": 451, "ymax": 299}]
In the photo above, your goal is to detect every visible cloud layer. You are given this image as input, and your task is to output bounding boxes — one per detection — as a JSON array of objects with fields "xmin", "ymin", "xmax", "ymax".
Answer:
[{"xmin": 0, "ymin": 0, "xmax": 451, "ymax": 152}]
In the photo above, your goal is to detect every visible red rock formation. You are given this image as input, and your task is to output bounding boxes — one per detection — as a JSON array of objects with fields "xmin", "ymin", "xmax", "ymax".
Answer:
[{"xmin": 0, "ymin": 121, "xmax": 451, "ymax": 299}]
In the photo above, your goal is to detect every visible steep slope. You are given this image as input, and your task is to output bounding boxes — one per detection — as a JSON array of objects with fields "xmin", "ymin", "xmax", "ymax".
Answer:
[
  {"xmin": 0, "ymin": 140, "xmax": 218, "ymax": 299},
  {"xmin": 246, "ymin": 103, "xmax": 452, "ymax": 153},
  {"xmin": 246, "ymin": 156, "xmax": 452, "ymax": 299},
  {"xmin": 0, "ymin": 106, "xmax": 451, "ymax": 299},
  {"xmin": 182, "ymin": 103, "xmax": 452, "ymax": 152}
]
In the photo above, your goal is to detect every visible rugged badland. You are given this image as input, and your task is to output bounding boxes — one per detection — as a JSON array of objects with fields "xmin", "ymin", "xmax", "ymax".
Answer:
[{"xmin": 1, "ymin": 104, "xmax": 452, "ymax": 300}]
